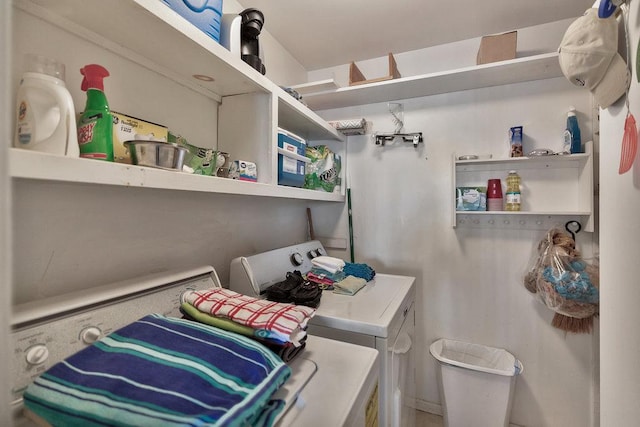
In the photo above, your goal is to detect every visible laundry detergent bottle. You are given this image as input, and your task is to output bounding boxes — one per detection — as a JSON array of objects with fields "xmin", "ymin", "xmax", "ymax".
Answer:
[
  {"xmin": 564, "ymin": 106, "xmax": 582, "ymax": 154},
  {"xmin": 14, "ymin": 54, "xmax": 79, "ymax": 156},
  {"xmin": 77, "ymin": 64, "xmax": 113, "ymax": 161}
]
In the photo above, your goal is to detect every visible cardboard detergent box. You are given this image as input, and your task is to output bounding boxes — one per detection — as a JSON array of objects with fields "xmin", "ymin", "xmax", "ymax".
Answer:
[
  {"xmin": 229, "ymin": 160, "xmax": 257, "ymax": 182},
  {"xmin": 477, "ymin": 31, "xmax": 517, "ymax": 65},
  {"xmin": 112, "ymin": 112, "xmax": 168, "ymax": 163}
]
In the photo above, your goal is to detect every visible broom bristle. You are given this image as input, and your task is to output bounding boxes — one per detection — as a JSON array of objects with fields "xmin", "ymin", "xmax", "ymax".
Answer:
[{"xmin": 551, "ymin": 313, "xmax": 594, "ymax": 334}]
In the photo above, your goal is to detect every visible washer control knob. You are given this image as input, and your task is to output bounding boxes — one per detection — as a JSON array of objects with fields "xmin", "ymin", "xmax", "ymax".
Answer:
[
  {"xmin": 316, "ymin": 247, "xmax": 326, "ymax": 256},
  {"xmin": 80, "ymin": 326, "xmax": 102, "ymax": 344},
  {"xmin": 307, "ymin": 249, "xmax": 319, "ymax": 259},
  {"xmin": 25, "ymin": 344, "xmax": 49, "ymax": 365},
  {"xmin": 291, "ymin": 252, "xmax": 304, "ymax": 266}
]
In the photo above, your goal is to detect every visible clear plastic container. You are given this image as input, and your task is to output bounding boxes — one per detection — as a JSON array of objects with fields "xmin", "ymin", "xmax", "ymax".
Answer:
[{"xmin": 505, "ymin": 170, "xmax": 521, "ymax": 211}]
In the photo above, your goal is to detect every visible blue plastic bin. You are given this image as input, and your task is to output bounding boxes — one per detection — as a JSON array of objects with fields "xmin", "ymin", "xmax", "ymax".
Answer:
[{"xmin": 277, "ymin": 128, "xmax": 308, "ymax": 187}]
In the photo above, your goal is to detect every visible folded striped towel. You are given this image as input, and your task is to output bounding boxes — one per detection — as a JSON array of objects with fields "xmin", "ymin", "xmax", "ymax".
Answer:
[
  {"xmin": 333, "ymin": 276, "xmax": 367, "ymax": 296},
  {"xmin": 180, "ymin": 303, "xmax": 308, "ymax": 363},
  {"xmin": 24, "ymin": 314, "xmax": 291, "ymax": 427},
  {"xmin": 183, "ymin": 288, "xmax": 316, "ymax": 346},
  {"xmin": 180, "ymin": 302, "xmax": 290, "ymax": 344},
  {"xmin": 311, "ymin": 255, "xmax": 345, "ymax": 274}
]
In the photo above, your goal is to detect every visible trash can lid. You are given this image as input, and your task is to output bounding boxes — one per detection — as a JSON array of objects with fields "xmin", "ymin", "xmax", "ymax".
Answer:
[{"xmin": 429, "ymin": 338, "xmax": 523, "ymax": 377}]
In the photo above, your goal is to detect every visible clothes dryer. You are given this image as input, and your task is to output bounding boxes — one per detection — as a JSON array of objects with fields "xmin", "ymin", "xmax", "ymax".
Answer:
[{"xmin": 230, "ymin": 241, "xmax": 416, "ymax": 427}]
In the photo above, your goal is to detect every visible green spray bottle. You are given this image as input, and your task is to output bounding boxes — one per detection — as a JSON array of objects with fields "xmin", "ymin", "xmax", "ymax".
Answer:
[{"xmin": 77, "ymin": 64, "xmax": 113, "ymax": 161}]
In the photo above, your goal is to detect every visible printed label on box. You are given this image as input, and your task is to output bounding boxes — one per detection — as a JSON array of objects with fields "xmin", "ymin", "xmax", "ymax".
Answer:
[{"xmin": 112, "ymin": 112, "xmax": 168, "ymax": 163}]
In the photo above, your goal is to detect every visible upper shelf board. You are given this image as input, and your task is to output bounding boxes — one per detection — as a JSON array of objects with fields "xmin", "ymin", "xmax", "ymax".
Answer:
[
  {"xmin": 9, "ymin": 149, "xmax": 345, "ymax": 202},
  {"xmin": 18, "ymin": 0, "xmax": 274, "ymax": 98},
  {"xmin": 301, "ymin": 53, "xmax": 564, "ymax": 110}
]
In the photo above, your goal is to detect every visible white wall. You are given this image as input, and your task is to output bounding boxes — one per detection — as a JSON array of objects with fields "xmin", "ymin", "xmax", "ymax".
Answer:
[
  {"xmin": 313, "ymin": 19, "xmax": 599, "ymax": 422},
  {"xmin": 599, "ymin": 1, "xmax": 640, "ymax": 424},
  {"xmin": 1, "ymin": 0, "xmax": 13, "ymax": 424}
]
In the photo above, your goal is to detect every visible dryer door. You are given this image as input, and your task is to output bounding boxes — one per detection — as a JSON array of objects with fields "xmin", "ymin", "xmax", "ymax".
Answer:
[{"xmin": 390, "ymin": 302, "xmax": 416, "ymax": 427}]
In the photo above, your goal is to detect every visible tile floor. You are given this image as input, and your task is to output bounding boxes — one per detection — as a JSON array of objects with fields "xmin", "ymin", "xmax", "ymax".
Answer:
[{"xmin": 415, "ymin": 410, "xmax": 444, "ymax": 426}]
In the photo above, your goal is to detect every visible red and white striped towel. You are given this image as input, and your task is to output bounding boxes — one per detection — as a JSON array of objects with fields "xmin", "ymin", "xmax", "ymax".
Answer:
[{"xmin": 182, "ymin": 288, "xmax": 316, "ymax": 346}]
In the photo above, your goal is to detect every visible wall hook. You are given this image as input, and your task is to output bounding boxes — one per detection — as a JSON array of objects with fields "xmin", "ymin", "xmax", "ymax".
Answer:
[{"xmin": 565, "ymin": 220, "xmax": 582, "ymax": 241}]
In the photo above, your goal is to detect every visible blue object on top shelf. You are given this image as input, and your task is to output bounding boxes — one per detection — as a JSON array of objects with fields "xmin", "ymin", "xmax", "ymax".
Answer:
[{"xmin": 162, "ymin": 0, "xmax": 223, "ymax": 42}]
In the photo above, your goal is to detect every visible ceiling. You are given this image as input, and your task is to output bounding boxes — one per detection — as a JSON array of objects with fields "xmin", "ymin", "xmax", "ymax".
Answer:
[{"xmin": 236, "ymin": 0, "xmax": 595, "ymax": 70}]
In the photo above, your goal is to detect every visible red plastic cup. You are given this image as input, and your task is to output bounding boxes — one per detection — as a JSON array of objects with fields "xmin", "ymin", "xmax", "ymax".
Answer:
[
  {"xmin": 487, "ymin": 179, "xmax": 503, "ymax": 211},
  {"xmin": 487, "ymin": 179, "xmax": 503, "ymax": 198}
]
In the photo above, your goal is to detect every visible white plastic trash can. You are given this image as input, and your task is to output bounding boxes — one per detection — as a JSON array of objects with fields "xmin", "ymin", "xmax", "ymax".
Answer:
[{"xmin": 429, "ymin": 338, "xmax": 523, "ymax": 427}]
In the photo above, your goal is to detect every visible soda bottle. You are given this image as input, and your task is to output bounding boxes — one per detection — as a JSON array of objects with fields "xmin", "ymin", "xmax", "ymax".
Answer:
[{"xmin": 505, "ymin": 170, "xmax": 521, "ymax": 211}]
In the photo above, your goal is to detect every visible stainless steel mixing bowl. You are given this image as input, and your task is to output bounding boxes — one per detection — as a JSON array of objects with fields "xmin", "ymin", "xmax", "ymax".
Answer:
[{"xmin": 124, "ymin": 141, "xmax": 188, "ymax": 171}]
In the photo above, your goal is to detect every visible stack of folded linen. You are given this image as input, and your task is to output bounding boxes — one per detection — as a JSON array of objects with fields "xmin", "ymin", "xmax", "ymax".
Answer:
[
  {"xmin": 311, "ymin": 255, "xmax": 345, "ymax": 274},
  {"xmin": 308, "ymin": 256, "xmax": 376, "ymax": 296},
  {"xmin": 181, "ymin": 288, "xmax": 316, "ymax": 362},
  {"xmin": 306, "ymin": 267, "xmax": 345, "ymax": 290},
  {"xmin": 307, "ymin": 256, "xmax": 347, "ymax": 290},
  {"xmin": 24, "ymin": 314, "xmax": 291, "ymax": 427},
  {"xmin": 333, "ymin": 275, "xmax": 367, "ymax": 296}
]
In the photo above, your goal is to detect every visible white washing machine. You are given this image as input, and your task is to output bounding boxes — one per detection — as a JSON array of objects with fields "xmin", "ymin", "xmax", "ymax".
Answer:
[
  {"xmin": 229, "ymin": 241, "xmax": 416, "ymax": 427},
  {"xmin": 10, "ymin": 266, "xmax": 379, "ymax": 427}
]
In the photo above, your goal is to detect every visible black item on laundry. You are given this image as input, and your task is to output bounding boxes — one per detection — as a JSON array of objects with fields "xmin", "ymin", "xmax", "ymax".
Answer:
[
  {"xmin": 266, "ymin": 270, "xmax": 322, "ymax": 308},
  {"xmin": 260, "ymin": 336, "xmax": 308, "ymax": 363}
]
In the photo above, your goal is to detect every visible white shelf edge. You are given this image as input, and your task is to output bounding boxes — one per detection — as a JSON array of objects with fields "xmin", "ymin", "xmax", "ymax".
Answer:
[
  {"xmin": 288, "ymin": 79, "xmax": 340, "ymax": 95},
  {"xmin": 9, "ymin": 149, "xmax": 344, "ymax": 202},
  {"xmin": 455, "ymin": 211, "xmax": 591, "ymax": 216},
  {"xmin": 454, "ymin": 211, "xmax": 593, "ymax": 232},
  {"xmin": 455, "ymin": 152, "xmax": 591, "ymax": 166},
  {"xmin": 277, "ymin": 92, "xmax": 345, "ymax": 142},
  {"xmin": 302, "ymin": 52, "xmax": 563, "ymax": 110}
]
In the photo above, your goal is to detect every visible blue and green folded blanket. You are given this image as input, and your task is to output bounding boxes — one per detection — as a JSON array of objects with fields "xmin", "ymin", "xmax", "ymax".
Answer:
[{"xmin": 23, "ymin": 314, "xmax": 291, "ymax": 427}]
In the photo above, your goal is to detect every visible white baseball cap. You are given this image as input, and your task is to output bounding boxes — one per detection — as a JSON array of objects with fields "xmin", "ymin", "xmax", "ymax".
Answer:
[{"xmin": 558, "ymin": 8, "xmax": 630, "ymax": 109}]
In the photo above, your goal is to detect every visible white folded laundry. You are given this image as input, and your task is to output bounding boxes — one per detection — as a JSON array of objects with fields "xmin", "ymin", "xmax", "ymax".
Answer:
[{"xmin": 311, "ymin": 256, "xmax": 345, "ymax": 274}]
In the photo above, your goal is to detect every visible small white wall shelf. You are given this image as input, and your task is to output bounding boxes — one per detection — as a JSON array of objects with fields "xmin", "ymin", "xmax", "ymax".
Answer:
[
  {"xmin": 452, "ymin": 141, "xmax": 594, "ymax": 231},
  {"xmin": 299, "ymin": 52, "xmax": 562, "ymax": 110}
]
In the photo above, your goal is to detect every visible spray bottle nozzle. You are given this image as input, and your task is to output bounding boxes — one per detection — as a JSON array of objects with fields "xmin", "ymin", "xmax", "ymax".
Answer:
[{"xmin": 80, "ymin": 64, "xmax": 110, "ymax": 92}]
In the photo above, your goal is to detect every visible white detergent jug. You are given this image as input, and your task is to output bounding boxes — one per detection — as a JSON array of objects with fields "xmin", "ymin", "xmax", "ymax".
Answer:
[{"xmin": 14, "ymin": 54, "xmax": 79, "ymax": 156}]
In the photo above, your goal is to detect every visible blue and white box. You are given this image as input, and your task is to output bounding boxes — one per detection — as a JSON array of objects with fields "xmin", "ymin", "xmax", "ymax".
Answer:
[
  {"xmin": 162, "ymin": 0, "xmax": 223, "ymax": 42},
  {"xmin": 277, "ymin": 128, "xmax": 309, "ymax": 187}
]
